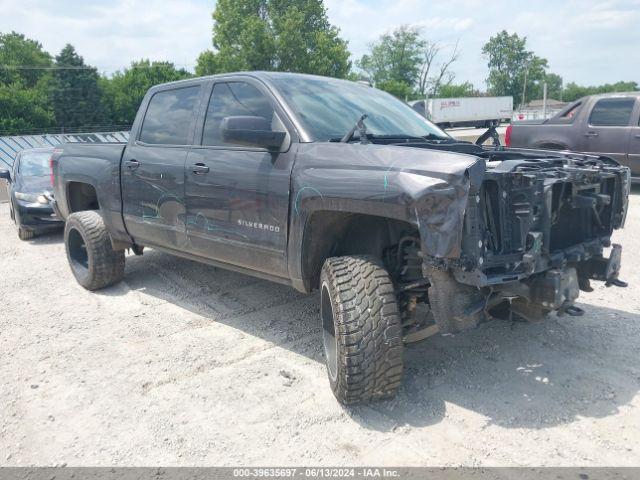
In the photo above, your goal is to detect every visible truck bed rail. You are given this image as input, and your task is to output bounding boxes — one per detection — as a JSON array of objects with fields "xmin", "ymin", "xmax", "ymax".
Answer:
[{"xmin": 0, "ymin": 131, "xmax": 130, "ymax": 168}]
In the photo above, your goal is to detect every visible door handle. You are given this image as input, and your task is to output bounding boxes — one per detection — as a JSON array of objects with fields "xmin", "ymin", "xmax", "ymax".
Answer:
[
  {"xmin": 125, "ymin": 159, "xmax": 140, "ymax": 170},
  {"xmin": 584, "ymin": 132, "xmax": 599, "ymax": 138},
  {"xmin": 634, "ymin": 134, "xmax": 640, "ymax": 139},
  {"xmin": 191, "ymin": 163, "xmax": 209, "ymax": 175}
]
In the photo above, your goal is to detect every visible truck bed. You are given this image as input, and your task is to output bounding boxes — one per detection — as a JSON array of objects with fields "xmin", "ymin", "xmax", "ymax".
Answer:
[{"xmin": 52, "ymin": 142, "xmax": 128, "ymax": 243}]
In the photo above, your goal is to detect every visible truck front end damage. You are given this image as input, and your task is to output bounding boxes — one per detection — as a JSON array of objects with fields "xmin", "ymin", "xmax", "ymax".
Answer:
[{"xmin": 424, "ymin": 150, "xmax": 629, "ymax": 327}]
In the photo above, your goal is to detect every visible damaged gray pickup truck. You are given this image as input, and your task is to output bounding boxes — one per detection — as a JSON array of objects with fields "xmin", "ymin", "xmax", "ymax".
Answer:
[{"xmin": 51, "ymin": 72, "xmax": 630, "ymax": 405}]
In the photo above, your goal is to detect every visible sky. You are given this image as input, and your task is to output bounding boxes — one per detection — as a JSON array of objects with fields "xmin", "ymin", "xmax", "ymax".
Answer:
[{"xmin": 1, "ymin": 0, "xmax": 639, "ymax": 89}]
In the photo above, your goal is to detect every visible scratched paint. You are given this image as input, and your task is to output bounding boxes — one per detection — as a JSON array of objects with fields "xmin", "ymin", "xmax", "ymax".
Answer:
[{"xmin": 294, "ymin": 186, "xmax": 323, "ymax": 216}]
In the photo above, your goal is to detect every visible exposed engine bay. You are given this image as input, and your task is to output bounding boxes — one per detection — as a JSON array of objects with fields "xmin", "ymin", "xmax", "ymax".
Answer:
[{"xmin": 384, "ymin": 140, "xmax": 630, "ymax": 339}]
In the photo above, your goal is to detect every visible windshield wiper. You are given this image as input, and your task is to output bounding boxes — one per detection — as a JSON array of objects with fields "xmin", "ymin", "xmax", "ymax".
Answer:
[
  {"xmin": 328, "ymin": 132, "xmax": 450, "ymax": 143},
  {"xmin": 368, "ymin": 134, "xmax": 426, "ymax": 141},
  {"xmin": 422, "ymin": 133, "xmax": 456, "ymax": 142},
  {"xmin": 341, "ymin": 114, "xmax": 369, "ymax": 144},
  {"xmin": 328, "ymin": 117, "xmax": 453, "ymax": 144}
]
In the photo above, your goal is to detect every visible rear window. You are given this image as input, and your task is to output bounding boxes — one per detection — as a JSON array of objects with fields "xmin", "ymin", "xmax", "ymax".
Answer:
[
  {"xmin": 139, "ymin": 86, "xmax": 200, "ymax": 145},
  {"xmin": 589, "ymin": 98, "xmax": 636, "ymax": 126}
]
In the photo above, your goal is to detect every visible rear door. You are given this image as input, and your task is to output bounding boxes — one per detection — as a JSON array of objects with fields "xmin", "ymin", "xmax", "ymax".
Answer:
[
  {"xmin": 581, "ymin": 96, "xmax": 636, "ymax": 165},
  {"xmin": 121, "ymin": 83, "xmax": 203, "ymax": 250},
  {"xmin": 184, "ymin": 78, "xmax": 295, "ymax": 278},
  {"xmin": 626, "ymin": 98, "xmax": 640, "ymax": 177}
]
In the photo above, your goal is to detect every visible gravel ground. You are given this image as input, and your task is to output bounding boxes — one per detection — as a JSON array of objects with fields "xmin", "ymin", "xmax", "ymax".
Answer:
[{"xmin": 1, "ymin": 192, "xmax": 640, "ymax": 467}]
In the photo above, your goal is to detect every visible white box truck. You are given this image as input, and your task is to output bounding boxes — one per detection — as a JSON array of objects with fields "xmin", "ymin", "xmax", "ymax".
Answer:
[{"xmin": 410, "ymin": 96, "xmax": 513, "ymax": 128}]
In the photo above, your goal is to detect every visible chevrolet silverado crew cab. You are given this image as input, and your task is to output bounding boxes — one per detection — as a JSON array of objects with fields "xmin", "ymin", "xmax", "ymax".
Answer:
[{"xmin": 51, "ymin": 72, "xmax": 630, "ymax": 405}]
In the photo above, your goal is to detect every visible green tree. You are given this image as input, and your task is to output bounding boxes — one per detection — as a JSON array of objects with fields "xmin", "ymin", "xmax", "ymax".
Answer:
[
  {"xmin": 437, "ymin": 81, "xmax": 476, "ymax": 98},
  {"xmin": 195, "ymin": 0, "xmax": 350, "ymax": 78},
  {"xmin": 542, "ymin": 72, "xmax": 563, "ymax": 100},
  {"xmin": 51, "ymin": 44, "xmax": 108, "ymax": 131},
  {"xmin": 356, "ymin": 26, "xmax": 460, "ymax": 99},
  {"xmin": 195, "ymin": 50, "xmax": 221, "ymax": 77},
  {"xmin": 102, "ymin": 60, "xmax": 191, "ymax": 126},
  {"xmin": 377, "ymin": 79, "xmax": 414, "ymax": 100},
  {"xmin": 417, "ymin": 40, "xmax": 459, "ymax": 97},
  {"xmin": 357, "ymin": 25, "xmax": 425, "ymax": 90},
  {"xmin": 0, "ymin": 31, "xmax": 54, "ymax": 134},
  {"xmin": 562, "ymin": 82, "xmax": 591, "ymax": 102},
  {"xmin": 562, "ymin": 80, "xmax": 639, "ymax": 102},
  {"xmin": 0, "ymin": 80, "xmax": 54, "ymax": 135},
  {"xmin": 0, "ymin": 31, "xmax": 52, "ymax": 88},
  {"xmin": 482, "ymin": 30, "xmax": 548, "ymax": 106},
  {"xmin": 524, "ymin": 70, "xmax": 563, "ymax": 102}
]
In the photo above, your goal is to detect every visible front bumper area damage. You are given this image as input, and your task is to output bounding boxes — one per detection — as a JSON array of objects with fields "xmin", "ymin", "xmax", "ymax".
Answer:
[{"xmin": 424, "ymin": 150, "xmax": 630, "ymax": 326}]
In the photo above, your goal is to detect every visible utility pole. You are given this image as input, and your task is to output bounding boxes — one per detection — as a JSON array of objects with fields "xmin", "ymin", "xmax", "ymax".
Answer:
[
  {"xmin": 542, "ymin": 82, "xmax": 548, "ymax": 119},
  {"xmin": 521, "ymin": 66, "xmax": 529, "ymax": 110},
  {"xmin": 425, "ymin": 91, "xmax": 430, "ymax": 120}
]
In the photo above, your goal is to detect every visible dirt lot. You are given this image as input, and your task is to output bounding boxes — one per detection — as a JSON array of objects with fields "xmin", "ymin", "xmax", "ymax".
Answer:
[{"xmin": 1, "ymin": 193, "xmax": 640, "ymax": 467}]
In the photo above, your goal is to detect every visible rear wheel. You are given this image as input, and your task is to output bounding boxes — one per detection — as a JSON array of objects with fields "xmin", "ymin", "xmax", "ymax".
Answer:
[
  {"xmin": 64, "ymin": 211, "xmax": 125, "ymax": 290},
  {"xmin": 320, "ymin": 255, "xmax": 404, "ymax": 405}
]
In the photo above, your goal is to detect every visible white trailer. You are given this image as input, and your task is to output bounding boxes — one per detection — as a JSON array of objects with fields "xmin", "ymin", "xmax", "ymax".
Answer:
[{"xmin": 410, "ymin": 96, "xmax": 513, "ymax": 128}]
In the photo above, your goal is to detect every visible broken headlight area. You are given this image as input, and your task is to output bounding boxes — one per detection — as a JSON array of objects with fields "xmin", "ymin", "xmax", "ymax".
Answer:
[{"xmin": 449, "ymin": 154, "xmax": 628, "ymax": 322}]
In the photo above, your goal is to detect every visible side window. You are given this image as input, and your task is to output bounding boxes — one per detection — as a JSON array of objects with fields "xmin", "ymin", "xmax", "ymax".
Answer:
[
  {"xmin": 202, "ymin": 82, "xmax": 278, "ymax": 147},
  {"xmin": 560, "ymin": 102, "xmax": 582, "ymax": 120},
  {"xmin": 589, "ymin": 98, "xmax": 635, "ymax": 127},
  {"xmin": 139, "ymin": 86, "xmax": 200, "ymax": 145}
]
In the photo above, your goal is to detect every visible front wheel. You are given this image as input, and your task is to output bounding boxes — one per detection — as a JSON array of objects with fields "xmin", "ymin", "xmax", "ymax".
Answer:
[
  {"xmin": 320, "ymin": 255, "xmax": 404, "ymax": 405},
  {"xmin": 64, "ymin": 211, "xmax": 125, "ymax": 290}
]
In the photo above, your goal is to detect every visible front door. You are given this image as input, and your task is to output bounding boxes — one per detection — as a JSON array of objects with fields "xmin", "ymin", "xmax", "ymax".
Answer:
[
  {"xmin": 184, "ymin": 80, "xmax": 294, "ymax": 278},
  {"xmin": 581, "ymin": 96, "xmax": 636, "ymax": 165},
  {"xmin": 121, "ymin": 84, "xmax": 201, "ymax": 249}
]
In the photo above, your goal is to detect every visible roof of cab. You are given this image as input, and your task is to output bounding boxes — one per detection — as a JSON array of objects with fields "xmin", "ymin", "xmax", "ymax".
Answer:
[
  {"xmin": 148, "ymin": 71, "xmax": 354, "ymax": 92},
  {"xmin": 587, "ymin": 91, "xmax": 640, "ymax": 100}
]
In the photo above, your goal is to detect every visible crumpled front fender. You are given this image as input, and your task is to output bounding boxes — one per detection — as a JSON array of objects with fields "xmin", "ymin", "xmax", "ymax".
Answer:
[{"xmin": 290, "ymin": 143, "xmax": 485, "ymax": 261}]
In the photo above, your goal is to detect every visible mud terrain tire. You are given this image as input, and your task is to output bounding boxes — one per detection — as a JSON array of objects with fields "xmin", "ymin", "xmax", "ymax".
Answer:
[
  {"xmin": 64, "ymin": 211, "xmax": 125, "ymax": 290},
  {"xmin": 320, "ymin": 255, "xmax": 404, "ymax": 404}
]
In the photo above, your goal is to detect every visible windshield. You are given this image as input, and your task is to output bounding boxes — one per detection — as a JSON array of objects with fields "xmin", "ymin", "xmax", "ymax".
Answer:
[
  {"xmin": 19, "ymin": 152, "xmax": 51, "ymax": 176},
  {"xmin": 270, "ymin": 76, "xmax": 450, "ymax": 142}
]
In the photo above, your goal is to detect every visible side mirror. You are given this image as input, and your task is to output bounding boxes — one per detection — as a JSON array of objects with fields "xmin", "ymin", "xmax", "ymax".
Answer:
[
  {"xmin": 0, "ymin": 169, "xmax": 11, "ymax": 182},
  {"xmin": 221, "ymin": 116, "xmax": 285, "ymax": 150}
]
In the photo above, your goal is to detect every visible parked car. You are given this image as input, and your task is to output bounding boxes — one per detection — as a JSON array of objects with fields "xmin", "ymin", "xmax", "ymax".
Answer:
[
  {"xmin": 410, "ymin": 96, "xmax": 513, "ymax": 128},
  {"xmin": 0, "ymin": 147, "xmax": 62, "ymax": 240},
  {"xmin": 51, "ymin": 72, "xmax": 629, "ymax": 404},
  {"xmin": 506, "ymin": 92, "xmax": 640, "ymax": 181}
]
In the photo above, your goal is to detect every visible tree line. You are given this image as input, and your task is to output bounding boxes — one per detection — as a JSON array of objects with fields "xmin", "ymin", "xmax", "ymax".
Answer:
[{"xmin": 1, "ymin": 0, "xmax": 637, "ymax": 135}]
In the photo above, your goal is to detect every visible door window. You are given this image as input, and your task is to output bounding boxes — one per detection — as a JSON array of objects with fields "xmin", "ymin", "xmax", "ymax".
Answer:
[
  {"xmin": 202, "ymin": 82, "xmax": 278, "ymax": 146},
  {"xmin": 589, "ymin": 98, "xmax": 635, "ymax": 126},
  {"xmin": 139, "ymin": 86, "xmax": 201, "ymax": 145}
]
